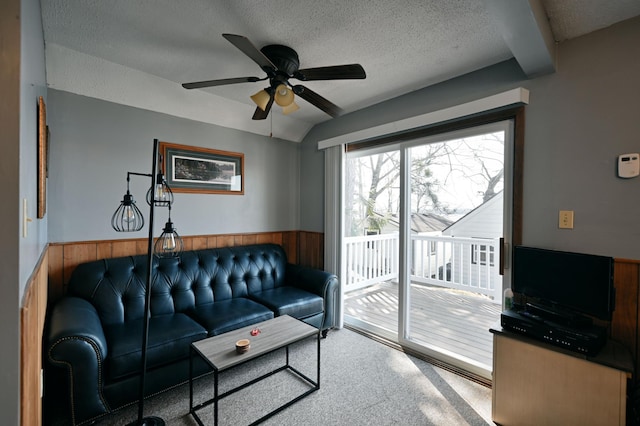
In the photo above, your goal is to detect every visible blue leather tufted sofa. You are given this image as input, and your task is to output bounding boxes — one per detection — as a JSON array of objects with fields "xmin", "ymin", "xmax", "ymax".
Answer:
[{"xmin": 45, "ymin": 243, "xmax": 338, "ymax": 425}]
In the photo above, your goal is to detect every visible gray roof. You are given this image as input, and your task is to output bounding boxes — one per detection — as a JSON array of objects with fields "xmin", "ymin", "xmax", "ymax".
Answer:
[{"xmin": 377, "ymin": 212, "xmax": 453, "ymax": 233}]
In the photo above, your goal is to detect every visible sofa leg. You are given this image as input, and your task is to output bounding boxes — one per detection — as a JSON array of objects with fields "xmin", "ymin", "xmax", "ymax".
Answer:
[{"xmin": 321, "ymin": 329, "xmax": 329, "ymax": 339}]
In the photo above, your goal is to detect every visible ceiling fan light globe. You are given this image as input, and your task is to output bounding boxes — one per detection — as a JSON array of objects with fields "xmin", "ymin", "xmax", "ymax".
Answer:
[
  {"xmin": 274, "ymin": 84, "xmax": 294, "ymax": 107},
  {"xmin": 282, "ymin": 101, "xmax": 299, "ymax": 115},
  {"xmin": 250, "ymin": 89, "xmax": 271, "ymax": 111}
]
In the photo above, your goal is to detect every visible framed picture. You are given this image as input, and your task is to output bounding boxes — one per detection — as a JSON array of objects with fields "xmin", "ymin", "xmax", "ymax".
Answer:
[
  {"xmin": 37, "ymin": 96, "xmax": 47, "ymax": 218},
  {"xmin": 159, "ymin": 142, "xmax": 244, "ymax": 195}
]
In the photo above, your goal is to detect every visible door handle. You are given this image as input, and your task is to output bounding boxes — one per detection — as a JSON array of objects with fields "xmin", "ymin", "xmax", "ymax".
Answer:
[{"xmin": 499, "ymin": 237, "xmax": 505, "ymax": 276}]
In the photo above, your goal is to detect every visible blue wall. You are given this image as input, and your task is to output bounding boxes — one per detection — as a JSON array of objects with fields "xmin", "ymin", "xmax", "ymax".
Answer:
[{"xmin": 47, "ymin": 91, "xmax": 301, "ymax": 243}]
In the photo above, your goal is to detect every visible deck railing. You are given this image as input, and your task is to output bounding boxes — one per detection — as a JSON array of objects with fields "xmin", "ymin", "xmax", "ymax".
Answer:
[
  {"xmin": 344, "ymin": 233, "xmax": 398, "ymax": 290},
  {"xmin": 344, "ymin": 233, "xmax": 502, "ymax": 302}
]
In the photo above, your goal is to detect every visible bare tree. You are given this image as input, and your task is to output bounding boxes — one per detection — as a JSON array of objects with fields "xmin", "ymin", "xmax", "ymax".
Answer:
[
  {"xmin": 346, "ymin": 132, "xmax": 504, "ymax": 236},
  {"xmin": 348, "ymin": 149, "xmax": 445, "ymax": 234},
  {"xmin": 434, "ymin": 133, "xmax": 504, "ymax": 203},
  {"xmin": 362, "ymin": 152, "xmax": 399, "ymax": 232}
]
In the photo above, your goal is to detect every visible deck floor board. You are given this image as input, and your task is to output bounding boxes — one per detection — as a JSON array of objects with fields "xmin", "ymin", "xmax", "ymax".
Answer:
[{"xmin": 344, "ymin": 281, "xmax": 502, "ymax": 368}]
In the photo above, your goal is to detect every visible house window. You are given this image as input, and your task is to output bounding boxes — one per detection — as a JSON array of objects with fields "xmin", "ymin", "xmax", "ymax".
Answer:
[{"xmin": 471, "ymin": 244, "xmax": 495, "ymax": 266}]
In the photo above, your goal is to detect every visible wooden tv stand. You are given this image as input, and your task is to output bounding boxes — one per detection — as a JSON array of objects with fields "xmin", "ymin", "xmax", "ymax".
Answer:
[{"xmin": 490, "ymin": 326, "xmax": 633, "ymax": 426}]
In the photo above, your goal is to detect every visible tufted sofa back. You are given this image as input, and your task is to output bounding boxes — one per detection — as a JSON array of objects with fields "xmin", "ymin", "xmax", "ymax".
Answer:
[{"xmin": 67, "ymin": 244, "xmax": 288, "ymax": 326}]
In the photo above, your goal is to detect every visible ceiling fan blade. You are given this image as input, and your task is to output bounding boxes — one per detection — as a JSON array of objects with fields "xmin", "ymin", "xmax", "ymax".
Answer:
[
  {"xmin": 292, "ymin": 85, "xmax": 344, "ymax": 117},
  {"xmin": 222, "ymin": 33, "xmax": 277, "ymax": 72},
  {"xmin": 294, "ymin": 64, "xmax": 366, "ymax": 81},
  {"xmin": 182, "ymin": 76, "xmax": 263, "ymax": 89},
  {"xmin": 252, "ymin": 95, "xmax": 274, "ymax": 120}
]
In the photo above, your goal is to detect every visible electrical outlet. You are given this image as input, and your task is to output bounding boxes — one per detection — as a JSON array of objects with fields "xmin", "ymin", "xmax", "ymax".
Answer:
[{"xmin": 559, "ymin": 210, "xmax": 574, "ymax": 229}]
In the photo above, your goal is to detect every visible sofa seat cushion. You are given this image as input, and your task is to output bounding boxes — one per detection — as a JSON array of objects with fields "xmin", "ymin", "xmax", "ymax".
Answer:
[
  {"xmin": 190, "ymin": 298, "xmax": 274, "ymax": 336},
  {"xmin": 105, "ymin": 313, "xmax": 207, "ymax": 382},
  {"xmin": 250, "ymin": 287, "xmax": 324, "ymax": 320}
]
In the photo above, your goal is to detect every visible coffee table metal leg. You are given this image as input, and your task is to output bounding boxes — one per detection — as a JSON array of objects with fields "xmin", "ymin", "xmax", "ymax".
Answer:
[
  {"xmin": 214, "ymin": 368, "xmax": 219, "ymax": 426},
  {"xmin": 317, "ymin": 330, "xmax": 321, "ymax": 388},
  {"xmin": 189, "ymin": 347, "xmax": 205, "ymax": 426},
  {"xmin": 189, "ymin": 347, "xmax": 193, "ymax": 412},
  {"xmin": 286, "ymin": 344, "xmax": 289, "ymax": 366}
]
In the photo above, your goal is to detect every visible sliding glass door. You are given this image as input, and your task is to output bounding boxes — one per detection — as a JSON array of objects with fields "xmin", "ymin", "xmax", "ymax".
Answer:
[
  {"xmin": 343, "ymin": 148, "xmax": 401, "ymax": 340},
  {"xmin": 343, "ymin": 121, "xmax": 514, "ymax": 379}
]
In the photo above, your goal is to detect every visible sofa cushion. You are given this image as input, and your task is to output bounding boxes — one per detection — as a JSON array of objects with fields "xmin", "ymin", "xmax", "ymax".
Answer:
[
  {"xmin": 249, "ymin": 287, "xmax": 324, "ymax": 320},
  {"xmin": 104, "ymin": 313, "xmax": 207, "ymax": 382},
  {"xmin": 189, "ymin": 298, "xmax": 274, "ymax": 336}
]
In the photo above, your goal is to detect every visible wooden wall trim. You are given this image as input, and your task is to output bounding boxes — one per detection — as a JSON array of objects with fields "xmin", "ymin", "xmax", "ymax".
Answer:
[
  {"xmin": 21, "ymin": 248, "xmax": 48, "ymax": 426},
  {"xmin": 612, "ymin": 258, "xmax": 640, "ymax": 384},
  {"xmin": 48, "ymin": 230, "xmax": 323, "ymax": 304}
]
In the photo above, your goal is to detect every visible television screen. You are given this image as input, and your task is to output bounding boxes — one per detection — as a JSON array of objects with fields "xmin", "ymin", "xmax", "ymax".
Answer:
[{"xmin": 512, "ymin": 246, "xmax": 615, "ymax": 321}]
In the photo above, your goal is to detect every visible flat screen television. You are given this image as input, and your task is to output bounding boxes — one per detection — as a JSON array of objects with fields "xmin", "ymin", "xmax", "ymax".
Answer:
[{"xmin": 512, "ymin": 246, "xmax": 615, "ymax": 321}]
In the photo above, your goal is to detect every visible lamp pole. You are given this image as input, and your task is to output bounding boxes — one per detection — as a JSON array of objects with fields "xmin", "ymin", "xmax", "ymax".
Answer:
[{"xmin": 127, "ymin": 138, "xmax": 165, "ymax": 426}]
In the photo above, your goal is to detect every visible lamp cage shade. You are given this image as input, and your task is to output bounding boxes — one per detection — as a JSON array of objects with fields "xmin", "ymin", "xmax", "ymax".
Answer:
[
  {"xmin": 154, "ymin": 220, "xmax": 184, "ymax": 258},
  {"xmin": 146, "ymin": 175, "xmax": 174, "ymax": 207},
  {"xmin": 112, "ymin": 192, "xmax": 145, "ymax": 232}
]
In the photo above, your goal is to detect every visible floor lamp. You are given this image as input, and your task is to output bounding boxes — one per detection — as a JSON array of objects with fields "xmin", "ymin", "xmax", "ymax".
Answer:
[{"xmin": 111, "ymin": 139, "xmax": 183, "ymax": 426}]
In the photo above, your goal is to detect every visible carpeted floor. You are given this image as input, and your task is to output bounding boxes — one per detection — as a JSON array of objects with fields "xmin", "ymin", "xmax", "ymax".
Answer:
[{"xmin": 58, "ymin": 328, "xmax": 493, "ymax": 425}]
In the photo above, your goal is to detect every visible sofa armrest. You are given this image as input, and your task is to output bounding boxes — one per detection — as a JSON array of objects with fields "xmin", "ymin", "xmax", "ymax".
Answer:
[
  {"xmin": 286, "ymin": 263, "xmax": 340, "ymax": 330},
  {"xmin": 46, "ymin": 297, "xmax": 110, "ymax": 424}
]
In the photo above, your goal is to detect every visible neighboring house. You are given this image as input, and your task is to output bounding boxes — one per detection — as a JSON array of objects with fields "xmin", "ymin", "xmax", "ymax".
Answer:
[
  {"xmin": 442, "ymin": 191, "xmax": 503, "ymax": 239},
  {"xmin": 438, "ymin": 192, "xmax": 503, "ymax": 299},
  {"xmin": 376, "ymin": 211, "xmax": 453, "ymax": 235},
  {"xmin": 380, "ymin": 211, "xmax": 454, "ymax": 276}
]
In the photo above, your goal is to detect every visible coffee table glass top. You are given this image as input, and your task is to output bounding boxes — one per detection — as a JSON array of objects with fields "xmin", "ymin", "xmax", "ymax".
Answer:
[{"xmin": 192, "ymin": 315, "xmax": 318, "ymax": 371}]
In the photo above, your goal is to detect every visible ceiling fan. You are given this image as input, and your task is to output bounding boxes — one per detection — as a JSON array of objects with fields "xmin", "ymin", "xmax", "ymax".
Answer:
[{"xmin": 181, "ymin": 34, "xmax": 366, "ymax": 120}]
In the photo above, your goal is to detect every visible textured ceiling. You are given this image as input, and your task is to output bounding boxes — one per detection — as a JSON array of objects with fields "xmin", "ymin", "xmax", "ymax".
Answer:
[
  {"xmin": 40, "ymin": 0, "xmax": 640, "ymax": 142},
  {"xmin": 542, "ymin": 0, "xmax": 640, "ymax": 41}
]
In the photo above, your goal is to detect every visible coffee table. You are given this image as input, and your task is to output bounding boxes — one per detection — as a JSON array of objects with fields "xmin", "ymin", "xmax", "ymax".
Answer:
[{"xmin": 189, "ymin": 315, "xmax": 321, "ymax": 426}]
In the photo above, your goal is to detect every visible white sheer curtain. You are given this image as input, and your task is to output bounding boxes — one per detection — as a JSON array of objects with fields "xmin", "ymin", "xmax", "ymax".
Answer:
[{"xmin": 324, "ymin": 145, "xmax": 343, "ymax": 327}]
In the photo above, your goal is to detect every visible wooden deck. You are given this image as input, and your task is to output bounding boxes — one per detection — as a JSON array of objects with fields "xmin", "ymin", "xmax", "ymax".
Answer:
[{"xmin": 344, "ymin": 281, "xmax": 502, "ymax": 368}]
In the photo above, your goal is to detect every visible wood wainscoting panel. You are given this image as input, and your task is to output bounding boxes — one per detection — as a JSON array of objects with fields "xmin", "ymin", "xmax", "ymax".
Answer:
[
  {"xmin": 191, "ymin": 236, "xmax": 209, "ymax": 250},
  {"xmin": 110, "ymin": 239, "xmax": 142, "ymax": 258},
  {"xmin": 241, "ymin": 234, "xmax": 258, "ymax": 246},
  {"xmin": 257, "ymin": 232, "xmax": 283, "ymax": 246},
  {"xmin": 47, "ymin": 244, "xmax": 64, "ymax": 303},
  {"xmin": 612, "ymin": 259, "xmax": 640, "ymax": 378},
  {"xmin": 298, "ymin": 231, "xmax": 324, "ymax": 269},
  {"xmin": 61, "ymin": 243, "xmax": 99, "ymax": 289},
  {"xmin": 48, "ymin": 231, "xmax": 322, "ymax": 305},
  {"xmin": 21, "ymin": 249, "xmax": 48, "ymax": 426},
  {"xmin": 282, "ymin": 231, "xmax": 298, "ymax": 264}
]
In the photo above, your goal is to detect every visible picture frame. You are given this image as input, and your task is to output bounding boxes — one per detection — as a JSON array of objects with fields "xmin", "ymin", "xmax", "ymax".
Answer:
[
  {"xmin": 37, "ymin": 96, "xmax": 47, "ymax": 218},
  {"xmin": 159, "ymin": 142, "xmax": 244, "ymax": 195}
]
